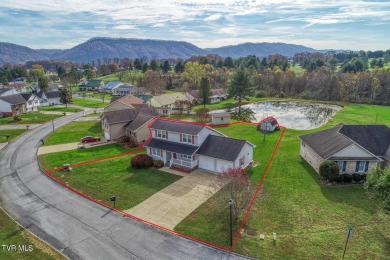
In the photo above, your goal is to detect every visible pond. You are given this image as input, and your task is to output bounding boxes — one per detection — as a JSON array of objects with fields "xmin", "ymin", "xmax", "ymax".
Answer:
[{"xmin": 215, "ymin": 101, "xmax": 342, "ymax": 130}]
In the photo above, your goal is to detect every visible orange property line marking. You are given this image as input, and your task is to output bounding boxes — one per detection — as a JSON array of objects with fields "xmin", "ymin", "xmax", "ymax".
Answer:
[{"xmin": 42, "ymin": 117, "xmax": 284, "ymax": 253}]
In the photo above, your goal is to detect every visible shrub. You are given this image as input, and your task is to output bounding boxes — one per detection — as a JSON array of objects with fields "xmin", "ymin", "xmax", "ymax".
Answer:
[
  {"xmin": 319, "ymin": 161, "xmax": 340, "ymax": 181},
  {"xmin": 131, "ymin": 154, "xmax": 153, "ymax": 169},
  {"xmin": 13, "ymin": 115, "xmax": 21, "ymax": 121},
  {"xmin": 334, "ymin": 174, "xmax": 344, "ymax": 183},
  {"xmin": 153, "ymin": 160, "xmax": 164, "ymax": 168},
  {"xmin": 342, "ymin": 174, "xmax": 353, "ymax": 183},
  {"xmin": 361, "ymin": 174, "xmax": 367, "ymax": 182},
  {"xmin": 255, "ymin": 91, "xmax": 266, "ymax": 98},
  {"xmin": 352, "ymin": 173, "xmax": 362, "ymax": 182}
]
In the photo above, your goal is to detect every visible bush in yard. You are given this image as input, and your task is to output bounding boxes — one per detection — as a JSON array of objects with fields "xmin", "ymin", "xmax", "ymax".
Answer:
[
  {"xmin": 342, "ymin": 174, "xmax": 353, "ymax": 183},
  {"xmin": 364, "ymin": 167, "xmax": 390, "ymax": 210},
  {"xmin": 153, "ymin": 160, "xmax": 164, "ymax": 168},
  {"xmin": 319, "ymin": 161, "xmax": 339, "ymax": 181},
  {"xmin": 352, "ymin": 173, "xmax": 362, "ymax": 182},
  {"xmin": 131, "ymin": 154, "xmax": 153, "ymax": 169},
  {"xmin": 13, "ymin": 115, "xmax": 21, "ymax": 121}
]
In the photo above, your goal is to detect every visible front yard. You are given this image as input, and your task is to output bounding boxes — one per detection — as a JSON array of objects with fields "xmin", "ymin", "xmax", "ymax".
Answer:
[
  {"xmin": 39, "ymin": 106, "xmax": 83, "ymax": 113},
  {"xmin": 0, "ymin": 113, "xmax": 62, "ymax": 125},
  {"xmin": 0, "ymin": 129, "xmax": 27, "ymax": 143},
  {"xmin": 71, "ymin": 98, "xmax": 107, "ymax": 108},
  {"xmin": 43, "ymin": 121, "xmax": 102, "ymax": 145}
]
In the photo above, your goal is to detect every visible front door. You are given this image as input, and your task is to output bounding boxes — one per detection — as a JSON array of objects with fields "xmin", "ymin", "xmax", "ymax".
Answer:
[{"xmin": 166, "ymin": 152, "xmax": 172, "ymax": 166}]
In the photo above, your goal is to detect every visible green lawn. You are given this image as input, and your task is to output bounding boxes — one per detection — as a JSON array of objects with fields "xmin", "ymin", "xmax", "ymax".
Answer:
[
  {"xmin": 0, "ymin": 129, "xmax": 27, "ymax": 143},
  {"xmin": 97, "ymin": 71, "xmax": 143, "ymax": 84},
  {"xmin": 39, "ymin": 144, "xmax": 135, "ymax": 169},
  {"xmin": 192, "ymin": 97, "xmax": 272, "ymax": 111},
  {"xmin": 42, "ymin": 155, "xmax": 181, "ymax": 210},
  {"xmin": 175, "ymin": 103, "xmax": 390, "ymax": 259},
  {"xmin": 44, "ymin": 121, "xmax": 102, "ymax": 145},
  {"xmin": 0, "ymin": 113, "xmax": 62, "ymax": 125},
  {"xmin": 0, "ymin": 207, "xmax": 64, "ymax": 260},
  {"xmin": 71, "ymin": 98, "xmax": 107, "ymax": 108},
  {"xmin": 39, "ymin": 106, "xmax": 82, "ymax": 112}
]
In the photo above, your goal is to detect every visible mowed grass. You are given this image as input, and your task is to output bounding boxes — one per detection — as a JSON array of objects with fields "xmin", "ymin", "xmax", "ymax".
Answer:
[
  {"xmin": 43, "ymin": 155, "xmax": 181, "ymax": 210},
  {"xmin": 192, "ymin": 97, "xmax": 273, "ymax": 111},
  {"xmin": 96, "ymin": 71, "xmax": 143, "ymax": 83},
  {"xmin": 71, "ymin": 98, "xmax": 107, "ymax": 108},
  {"xmin": 0, "ymin": 113, "xmax": 62, "ymax": 125},
  {"xmin": 0, "ymin": 129, "xmax": 27, "ymax": 143},
  {"xmin": 44, "ymin": 121, "xmax": 102, "ymax": 145},
  {"xmin": 39, "ymin": 144, "xmax": 137, "ymax": 169},
  {"xmin": 39, "ymin": 106, "xmax": 82, "ymax": 112},
  {"xmin": 0, "ymin": 207, "xmax": 65, "ymax": 260},
  {"xmin": 176, "ymin": 103, "xmax": 390, "ymax": 259}
]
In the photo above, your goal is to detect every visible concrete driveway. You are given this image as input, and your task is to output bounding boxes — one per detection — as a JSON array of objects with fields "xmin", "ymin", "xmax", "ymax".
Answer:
[{"xmin": 125, "ymin": 169, "xmax": 222, "ymax": 230}]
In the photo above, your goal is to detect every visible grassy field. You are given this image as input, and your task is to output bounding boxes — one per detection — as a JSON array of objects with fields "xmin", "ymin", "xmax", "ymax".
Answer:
[
  {"xmin": 175, "ymin": 103, "xmax": 390, "ymax": 259},
  {"xmin": 0, "ymin": 113, "xmax": 62, "ymax": 125},
  {"xmin": 0, "ymin": 207, "xmax": 64, "ymax": 260},
  {"xmin": 97, "ymin": 71, "xmax": 143, "ymax": 84},
  {"xmin": 192, "ymin": 97, "xmax": 271, "ymax": 111},
  {"xmin": 40, "ymin": 155, "xmax": 181, "ymax": 210},
  {"xmin": 0, "ymin": 129, "xmax": 27, "ymax": 143},
  {"xmin": 39, "ymin": 144, "xmax": 136, "ymax": 169},
  {"xmin": 71, "ymin": 98, "xmax": 107, "ymax": 108},
  {"xmin": 44, "ymin": 121, "xmax": 102, "ymax": 145},
  {"xmin": 39, "ymin": 106, "xmax": 82, "ymax": 112}
]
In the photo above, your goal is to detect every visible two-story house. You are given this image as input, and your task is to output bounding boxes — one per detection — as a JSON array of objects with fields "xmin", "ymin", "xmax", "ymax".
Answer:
[
  {"xmin": 21, "ymin": 93, "xmax": 40, "ymax": 112},
  {"xmin": 145, "ymin": 120, "xmax": 255, "ymax": 173}
]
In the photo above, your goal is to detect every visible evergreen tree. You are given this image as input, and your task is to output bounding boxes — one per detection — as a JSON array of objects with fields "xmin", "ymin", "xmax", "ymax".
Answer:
[{"xmin": 198, "ymin": 77, "xmax": 211, "ymax": 108}]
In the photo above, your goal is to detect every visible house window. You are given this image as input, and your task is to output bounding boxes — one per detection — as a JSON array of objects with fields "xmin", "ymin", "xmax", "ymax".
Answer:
[
  {"xmin": 181, "ymin": 154, "xmax": 191, "ymax": 160},
  {"xmin": 220, "ymin": 117, "xmax": 224, "ymax": 120},
  {"xmin": 336, "ymin": 161, "xmax": 346, "ymax": 173},
  {"xmin": 157, "ymin": 130, "xmax": 166, "ymax": 139},
  {"xmin": 357, "ymin": 161, "xmax": 365, "ymax": 172},
  {"xmin": 152, "ymin": 148, "xmax": 161, "ymax": 156},
  {"xmin": 182, "ymin": 134, "xmax": 192, "ymax": 144},
  {"xmin": 239, "ymin": 156, "xmax": 245, "ymax": 166}
]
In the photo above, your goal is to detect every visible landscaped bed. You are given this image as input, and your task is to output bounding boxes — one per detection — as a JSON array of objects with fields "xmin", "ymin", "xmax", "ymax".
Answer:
[
  {"xmin": 0, "ymin": 113, "xmax": 62, "ymax": 125},
  {"xmin": 175, "ymin": 103, "xmax": 390, "ymax": 259},
  {"xmin": 43, "ymin": 121, "xmax": 102, "ymax": 145}
]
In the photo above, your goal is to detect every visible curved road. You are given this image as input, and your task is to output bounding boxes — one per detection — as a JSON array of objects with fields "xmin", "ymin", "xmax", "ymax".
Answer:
[{"xmin": 0, "ymin": 111, "xmax": 250, "ymax": 260}]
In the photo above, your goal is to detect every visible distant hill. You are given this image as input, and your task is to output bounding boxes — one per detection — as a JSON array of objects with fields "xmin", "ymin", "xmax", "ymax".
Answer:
[
  {"xmin": 0, "ymin": 38, "xmax": 326, "ymax": 65},
  {"xmin": 207, "ymin": 42, "xmax": 317, "ymax": 58},
  {"xmin": 0, "ymin": 42, "xmax": 49, "ymax": 65},
  {"xmin": 53, "ymin": 37, "xmax": 208, "ymax": 63}
]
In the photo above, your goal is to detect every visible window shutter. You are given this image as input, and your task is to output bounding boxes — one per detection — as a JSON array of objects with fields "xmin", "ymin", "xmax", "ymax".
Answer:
[
  {"xmin": 155, "ymin": 130, "xmax": 157, "ymax": 137},
  {"xmin": 192, "ymin": 135, "xmax": 195, "ymax": 144},
  {"xmin": 180, "ymin": 134, "xmax": 182, "ymax": 142},
  {"xmin": 343, "ymin": 161, "xmax": 346, "ymax": 172},
  {"xmin": 160, "ymin": 149, "xmax": 163, "ymax": 157},
  {"xmin": 355, "ymin": 161, "xmax": 359, "ymax": 172},
  {"xmin": 166, "ymin": 131, "xmax": 168, "ymax": 139},
  {"xmin": 364, "ymin": 161, "xmax": 369, "ymax": 172}
]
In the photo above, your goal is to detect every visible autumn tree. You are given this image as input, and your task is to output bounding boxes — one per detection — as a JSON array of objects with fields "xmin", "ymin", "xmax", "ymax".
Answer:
[
  {"xmin": 181, "ymin": 62, "xmax": 205, "ymax": 90},
  {"xmin": 192, "ymin": 108, "xmax": 211, "ymax": 124}
]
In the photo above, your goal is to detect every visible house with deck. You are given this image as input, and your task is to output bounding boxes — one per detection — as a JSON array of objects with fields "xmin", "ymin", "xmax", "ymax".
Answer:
[
  {"xmin": 300, "ymin": 124, "xmax": 390, "ymax": 174},
  {"xmin": 145, "ymin": 120, "xmax": 255, "ymax": 173}
]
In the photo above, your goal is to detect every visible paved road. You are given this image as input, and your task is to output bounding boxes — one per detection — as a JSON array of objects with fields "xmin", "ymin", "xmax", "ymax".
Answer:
[{"xmin": 0, "ymin": 110, "xmax": 251, "ymax": 260}]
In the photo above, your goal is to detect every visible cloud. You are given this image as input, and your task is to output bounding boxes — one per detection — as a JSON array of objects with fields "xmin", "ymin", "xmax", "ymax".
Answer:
[{"xmin": 112, "ymin": 25, "xmax": 136, "ymax": 30}]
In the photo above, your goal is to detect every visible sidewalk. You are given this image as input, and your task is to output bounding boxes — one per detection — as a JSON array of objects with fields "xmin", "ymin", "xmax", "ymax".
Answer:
[
  {"xmin": 0, "ymin": 142, "xmax": 8, "ymax": 151},
  {"xmin": 0, "ymin": 124, "xmax": 41, "ymax": 130}
]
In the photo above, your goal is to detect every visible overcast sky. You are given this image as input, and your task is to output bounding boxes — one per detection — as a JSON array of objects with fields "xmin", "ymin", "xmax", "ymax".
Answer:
[{"xmin": 1, "ymin": 0, "xmax": 389, "ymax": 50}]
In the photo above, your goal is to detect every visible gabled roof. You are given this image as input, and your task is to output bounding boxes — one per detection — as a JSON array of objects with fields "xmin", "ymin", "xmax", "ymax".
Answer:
[
  {"xmin": 45, "ymin": 91, "xmax": 60, "ymax": 99},
  {"xmin": 110, "ymin": 96, "xmax": 121, "ymax": 104},
  {"xmin": 0, "ymin": 88, "xmax": 13, "ymax": 95},
  {"xmin": 80, "ymin": 80, "xmax": 103, "ymax": 88},
  {"xmin": 260, "ymin": 117, "xmax": 278, "ymax": 126},
  {"xmin": 114, "ymin": 84, "xmax": 135, "ymax": 91},
  {"xmin": 0, "ymin": 93, "xmax": 27, "ymax": 105},
  {"xmin": 124, "ymin": 113, "xmax": 155, "ymax": 132},
  {"xmin": 150, "ymin": 92, "xmax": 190, "ymax": 107},
  {"xmin": 102, "ymin": 109, "xmax": 139, "ymax": 124},
  {"xmin": 104, "ymin": 81, "xmax": 123, "ymax": 89},
  {"xmin": 145, "ymin": 138, "xmax": 198, "ymax": 155},
  {"xmin": 196, "ymin": 135, "xmax": 249, "ymax": 162},
  {"xmin": 149, "ymin": 120, "xmax": 205, "ymax": 135},
  {"xmin": 114, "ymin": 94, "xmax": 143, "ymax": 106},
  {"xmin": 20, "ymin": 93, "xmax": 33, "ymax": 101},
  {"xmin": 300, "ymin": 124, "xmax": 390, "ymax": 159}
]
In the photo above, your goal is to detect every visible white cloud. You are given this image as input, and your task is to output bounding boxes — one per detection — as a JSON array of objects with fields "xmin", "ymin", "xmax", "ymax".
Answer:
[{"xmin": 112, "ymin": 25, "xmax": 136, "ymax": 30}]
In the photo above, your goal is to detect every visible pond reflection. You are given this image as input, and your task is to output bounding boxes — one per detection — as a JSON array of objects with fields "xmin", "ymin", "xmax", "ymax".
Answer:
[{"xmin": 215, "ymin": 101, "xmax": 342, "ymax": 130}]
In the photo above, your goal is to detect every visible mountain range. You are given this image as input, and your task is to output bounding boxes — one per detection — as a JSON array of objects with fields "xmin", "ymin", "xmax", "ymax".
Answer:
[{"xmin": 1, "ymin": 37, "xmax": 323, "ymax": 65}]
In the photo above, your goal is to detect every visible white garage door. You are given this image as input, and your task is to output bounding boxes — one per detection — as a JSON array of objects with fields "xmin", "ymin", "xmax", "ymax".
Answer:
[
  {"xmin": 198, "ymin": 156, "xmax": 216, "ymax": 172},
  {"xmin": 104, "ymin": 131, "xmax": 111, "ymax": 140}
]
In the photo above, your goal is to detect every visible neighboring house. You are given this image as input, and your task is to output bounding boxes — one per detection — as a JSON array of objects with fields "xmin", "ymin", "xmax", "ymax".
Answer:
[
  {"xmin": 190, "ymin": 88, "xmax": 227, "ymax": 104},
  {"xmin": 21, "ymin": 93, "xmax": 40, "ymax": 112},
  {"xmin": 105, "ymin": 94, "xmax": 144, "ymax": 112},
  {"xmin": 37, "ymin": 91, "xmax": 61, "ymax": 106},
  {"xmin": 300, "ymin": 124, "xmax": 390, "ymax": 174},
  {"xmin": 100, "ymin": 105, "xmax": 159, "ymax": 141},
  {"xmin": 211, "ymin": 112, "xmax": 231, "ymax": 125},
  {"xmin": 30, "ymin": 83, "xmax": 59, "ymax": 93},
  {"xmin": 0, "ymin": 94, "xmax": 27, "ymax": 117},
  {"xmin": 103, "ymin": 81, "xmax": 123, "ymax": 93},
  {"xmin": 149, "ymin": 92, "xmax": 193, "ymax": 116},
  {"xmin": 125, "ymin": 113, "xmax": 156, "ymax": 143},
  {"xmin": 135, "ymin": 94, "xmax": 153, "ymax": 103},
  {"xmin": 78, "ymin": 80, "xmax": 104, "ymax": 91},
  {"xmin": 112, "ymin": 84, "xmax": 137, "ymax": 96},
  {"xmin": 0, "ymin": 88, "xmax": 18, "ymax": 97},
  {"xmin": 145, "ymin": 120, "xmax": 255, "ymax": 173},
  {"xmin": 258, "ymin": 117, "xmax": 279, "ymax": 132}
]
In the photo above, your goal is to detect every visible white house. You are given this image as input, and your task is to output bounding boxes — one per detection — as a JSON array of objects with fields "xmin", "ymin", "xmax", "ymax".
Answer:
[
  {"xmin": 21, "ymin": 93, "xmax": 40, "ymax": 112},
  {"xmin": 145, "ymin": 119, "xmax": 255, "ymax": 173}
]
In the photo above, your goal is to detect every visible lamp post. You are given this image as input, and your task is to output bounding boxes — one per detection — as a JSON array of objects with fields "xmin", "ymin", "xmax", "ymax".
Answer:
[
  {"xmin": 110, "ymin": 196, "xmax": 116, "ymax": 208},
  {"xmin": 228, "ymin": 198, "xmax": 234, "ymax": 247}
]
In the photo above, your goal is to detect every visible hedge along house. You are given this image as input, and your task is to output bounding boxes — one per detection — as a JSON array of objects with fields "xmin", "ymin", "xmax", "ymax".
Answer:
[
  {"xmin": 299, "ymin": 124, "xmax": 390, "ymax": 174},
  {"xmin": 144, "ymin": 119, "xmax": 255, "ymax": 173}
]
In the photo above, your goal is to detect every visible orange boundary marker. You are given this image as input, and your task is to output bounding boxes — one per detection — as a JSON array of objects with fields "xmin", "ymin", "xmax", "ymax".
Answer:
[{"xmin": 42, "ymin": 116, "xmax": 285, "ymax": 252}]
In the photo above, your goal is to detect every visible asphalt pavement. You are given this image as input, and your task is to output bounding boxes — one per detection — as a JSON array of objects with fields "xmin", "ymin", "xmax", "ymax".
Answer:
[{"xmin": 0, "ymin": 109, "xmax": 252, "ymax": 260}]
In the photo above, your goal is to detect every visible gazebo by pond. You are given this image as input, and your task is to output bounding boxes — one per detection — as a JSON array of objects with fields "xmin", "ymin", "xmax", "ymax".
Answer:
[{"xmin": 257, "ymin": 117, "xmax": 279, "ymax": 132}]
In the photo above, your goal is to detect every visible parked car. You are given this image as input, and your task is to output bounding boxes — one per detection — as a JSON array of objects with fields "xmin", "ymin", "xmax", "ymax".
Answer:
[{"xmin": 80, "ymin": 136, "xmax": 101, "ymax": 143}]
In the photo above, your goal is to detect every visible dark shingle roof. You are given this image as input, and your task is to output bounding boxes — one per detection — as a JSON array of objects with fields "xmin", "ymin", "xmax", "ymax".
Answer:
[
  {"xmin": 110, "ymin": 96, "xmax": 121, "ymax": 104},
  {"xmin": 0, "ymin": 88, "xmax": 13, "ymax": 95},
  {"xmin": 125, "ymin": 113, "xmax": 155, "ymax": 131},
  {"xmin": 102, "ymin": 109, "xmax": 138, "ymax": 124},
  {"xmin": 196, "ymin": 135, "xmax": 247, "ymax": 161},
  {"xmin": 150, "ymin": 120, "xmax": 205, "ymax": 135},
  {"xmin": 0, "ymin": 94, "xmax": 27, "ymax": 105},
  {"xmin": 300, "ymin": 124, "xmax": 390, "ymax": 159},
  {"xmin": 45, "ymin": 91, "xmax": 60, "ymax": 99},
  {"xmin": 35, "ymin": 90, "xmax": 45, "ymax": 99},
  {"xmin": 300, "ymin": 124, "xmax": 353, "ymax": 159},
  {"xmin": 20, "ymin": 93, "xmax": 32, "ymax": 101},
  {"xmin": 145, "ymin": 138, "xmax": 198, "ymax": 155},
  {"xmin": 339, "ymin": 125, "xmax": 390, "ymax": 157}
]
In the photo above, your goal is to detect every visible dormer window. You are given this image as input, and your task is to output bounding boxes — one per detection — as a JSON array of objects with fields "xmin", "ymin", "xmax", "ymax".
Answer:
[
  {"xmin": 157, "ymin": 130, "xmax": 166, "ymax": 139},
  {"xmin": 182, "ymin": 134, "xmax": 192, "ymax": 144}
]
